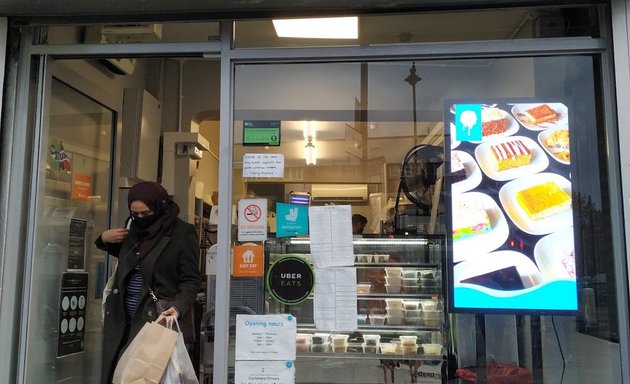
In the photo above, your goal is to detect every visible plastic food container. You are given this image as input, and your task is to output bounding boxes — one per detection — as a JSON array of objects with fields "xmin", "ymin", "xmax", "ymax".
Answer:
[
  {"xmin": 296, "ymin": 333, "xmax": 312, "ymax": 344},
  {"xmin": 332, "ymin": 344, "xmax": 348, "ymax": 353},
  {"xmin": 422, "ymin": 343, "xmax": 443, "ymax": 356},
  {"xmin": 385, "ymin": 276, "xmax": 402, "ymax": 286},
  {"xmin": 311, "ymin": 343, "xmax": 330, "ymax": 353},
  {"xmin": 356, "ymin": 254, "xmax": 372, "ymax": 263},
  {"xmin": 311, "ymin": 333, "xmax": 330, "ymax": 344},
  {"xmin": 331, "ymin": 334, "xmax": 349, "ymax": 346},
  {"xmin": 362, "ymin": 344, "xmax": 379, "ymax": 354},
  {"xmin": 419, "ymin": 269, "xmax": 436, "ymax": 279},
  {"xmin": 405, "ymin": 309, "xmax": 422, "ymax": 318},
  {"xmin": 385, "ymin": 298, "xmax": 404, "ymax": 309},
  {"xmin": 425, "ymin": 318, "xmax": 441, "ymax": 328},
  {"xmin": 402, "ymin": 278, "xmax": 419, "ymax": 287},
  {"xmin": 424, "ymin": 310, "xmax": 441, "ymax": 320},
  {"xmin": 401, "ymin": 269, "xmax": 418, "ymax": 278},
  {"xmin": 402, "ymin": 345, "xmax": 418, "ymax": 355},
  {"xmin": 296, "ymin": 343, "xmax": 310, "ymax": 352},
  {"xmin": 385, "ymin": 267, "xmax": 403, "ymax": 276},
  {"xmin": 385, "ymin": 284, "xmax": 402, "ymax": 294},
  {"xmin": 373, "ymin": 254, "xmax": 390, "ymax": 263},
  {"xmin": 399, "ymin": 335, "xmax": 418, "ymax": 346},
  {"xmin": 380, "ymin": 343, "xmax": 397, "ymax": 354},
  {"xmin": 386, "ymin": 308, "xmax": 405, "ymax": 317},
  {"xmin": 347, "ymin": 342, "xmax": 364, "ymax": 353},
  {"xmin": 403, "ymin": 286, "xmax": 420, "ymax": 294},
  {"xmin": 403, "ymin": 300, "xmax": 421, "ymax": 310},
  {"xmin": 369, "ymin": 314, "xmax": 386, "ymax": 325},
  {"xmin": 405, "ymin": 317, "xmax": 423, "ymax": 326},
  {"xmin": 357, "ymin": 283, "xmax": 372, "ymax": 294},
  {"xmin": 386, "ymin": 315, "xmax": 404, "ymax": 325},
  {"xmin": 357, "ymin": 314, "xmax": 368, "ymax": 325},
  {"xmin": 363, "ymin": 334, "xmax": 381, "ymax": 346},
  {"xmin": 421, "ymin": 300, "xmax": 438, "ymax": 310}
]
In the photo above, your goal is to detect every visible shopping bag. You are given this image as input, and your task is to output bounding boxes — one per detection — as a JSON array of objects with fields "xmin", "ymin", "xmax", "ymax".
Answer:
[
  {"xmin": 102, "ymin": 273, "xmax": 115, "ymax": 323},
  {"xmin": 113, "ymin": 315, "xmax": 178, "ymax": 384},
  {"xmin": 161, "ymin": 317, "xmax": 199, "ymax": 384},
  {"xmin": 156, "ymin": 299, "xmax": 196, "ymax": 344}
]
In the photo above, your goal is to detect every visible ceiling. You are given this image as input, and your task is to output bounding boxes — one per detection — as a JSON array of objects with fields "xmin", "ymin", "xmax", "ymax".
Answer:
[{"xmin": 1, "ymin": 0, "xmax": 572, "ymax": 21}]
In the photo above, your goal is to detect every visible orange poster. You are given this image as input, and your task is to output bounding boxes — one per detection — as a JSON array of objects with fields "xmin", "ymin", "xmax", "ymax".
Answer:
[
  {"xmin": 232, "ymin": 244, "xmax": 264, "ymax": 277},
  {"xmin": 72, "ymin": 174, "xmax": 92, "ymax": 201}
]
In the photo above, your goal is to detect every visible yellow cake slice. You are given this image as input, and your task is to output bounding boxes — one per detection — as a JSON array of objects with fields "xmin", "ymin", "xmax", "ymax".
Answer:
[{"xmin": 515, "ymin": 181, "xmax": 571, "ymax": 220}]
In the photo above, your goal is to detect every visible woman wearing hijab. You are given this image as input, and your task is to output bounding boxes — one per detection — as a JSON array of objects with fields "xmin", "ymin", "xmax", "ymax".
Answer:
[{"xmin": 96, "ymin": 181, "xmax": 201, "ymax": 384}]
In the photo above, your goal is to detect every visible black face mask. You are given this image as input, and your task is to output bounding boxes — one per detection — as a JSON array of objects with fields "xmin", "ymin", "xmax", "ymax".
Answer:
[{"xmin": 132, "ymin": 213, "xmax": 160, "ymax": 230}]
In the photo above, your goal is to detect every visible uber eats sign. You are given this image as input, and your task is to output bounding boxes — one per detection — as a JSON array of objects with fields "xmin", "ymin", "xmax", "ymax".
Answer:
[{"xmin": 267, "ymin": 256, "xmax": 314, "ymax": 305}]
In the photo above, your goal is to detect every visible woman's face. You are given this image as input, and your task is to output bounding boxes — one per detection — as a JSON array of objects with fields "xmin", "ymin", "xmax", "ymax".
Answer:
[{"xmin": 130, "ymin": 200, "xmax": 153, "ymax": 217}]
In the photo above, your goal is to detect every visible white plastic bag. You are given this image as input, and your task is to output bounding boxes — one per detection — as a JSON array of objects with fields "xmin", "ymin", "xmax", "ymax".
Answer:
[{"xmin": 162, "ymin": 317, "xmax": 199, "ymax": 384}]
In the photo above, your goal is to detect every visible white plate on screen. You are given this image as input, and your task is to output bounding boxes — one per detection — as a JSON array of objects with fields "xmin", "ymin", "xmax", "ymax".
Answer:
[
  {"xmin": 454, "ymin": 250, "xmax": 544, "ymax": 294},
  {"xmin": 538, "ymin": 127, "xmax": 570, "ymax": 165},
  {"xmin": 499, "ymin": 172, "xmax": 573, "ymax": 235},
  {"xmin": 452, "ymin": 192, "xmax": 509, "ymax": 263},
  {"xmin": 469, "ymin": 109, "xmax": 520, "ymax": 144},
  {"xmin": 534, "ymin": 227, "xmax": 575, "ymax": 281},
  {"xmin": 511, "ymin": 102, "xmax": 568, "ymax": 131},
  {"xmin": 451, "ymin": 150, "xmax": 482, "ymax": 194},
  {"xmin": 474, "ymin": 136, "xmax": 549, "ymax": 181}
]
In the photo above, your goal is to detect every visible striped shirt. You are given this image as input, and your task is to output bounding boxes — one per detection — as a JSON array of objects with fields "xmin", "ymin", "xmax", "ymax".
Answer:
[{"xmin": 124, "ymin": 264, "xmax": 143, "ymax": 322}]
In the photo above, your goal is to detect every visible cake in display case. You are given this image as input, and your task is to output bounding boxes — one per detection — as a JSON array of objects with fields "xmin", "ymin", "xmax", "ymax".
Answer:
[{"xmin": 265, "ymin": 236, "xmax": 447, "ymax": 363}]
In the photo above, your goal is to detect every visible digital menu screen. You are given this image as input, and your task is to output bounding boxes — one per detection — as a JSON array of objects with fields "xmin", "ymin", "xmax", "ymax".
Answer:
[{"xmin": 445, "ymin": 99, "xmax": 577, "ymax": 314}]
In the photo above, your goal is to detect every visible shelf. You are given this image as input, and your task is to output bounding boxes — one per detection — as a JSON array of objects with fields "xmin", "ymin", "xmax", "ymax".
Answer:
[
  {"xmin": 296, "ymin": 325, "xmax": 444, "ymax": 333},
  {"xmin": 296, "ymin": 351, "xmax": 445, "ymax": 362},
  {"xmin": 356, "ymin": 292, "xmax": 441, "ymax": 299},
  {"xmin": 353, "ymin": 262, "xmax": 438, "ymax": 267}
]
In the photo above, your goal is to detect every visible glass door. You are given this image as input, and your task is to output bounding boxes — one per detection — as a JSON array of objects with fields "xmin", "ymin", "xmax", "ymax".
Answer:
[{"xmin": 23, "ymin": 68, "xmax": 116, "ymax": 382}]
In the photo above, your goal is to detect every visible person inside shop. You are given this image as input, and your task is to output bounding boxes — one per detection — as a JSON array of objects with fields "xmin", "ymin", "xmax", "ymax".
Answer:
[
  {"xmin": 352, "ymin": 213, "xmax": 368, "ymax": 235},
  {"xmin": 96, "ymin": 181, "xmax": 201, "ymax": 384}
]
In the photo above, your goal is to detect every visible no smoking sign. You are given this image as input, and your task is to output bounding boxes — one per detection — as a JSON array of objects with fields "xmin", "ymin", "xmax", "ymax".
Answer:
[
  {"xmin": 238, "ymin": 199, "xmax": 268, "ymax": 242},
  {"xmin": 244, "ymin": 204, "xmax": 262, "ymax": 222}
]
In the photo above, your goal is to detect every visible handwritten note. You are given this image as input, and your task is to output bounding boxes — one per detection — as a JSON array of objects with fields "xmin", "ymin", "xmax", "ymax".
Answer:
[{"xmin": 243, "ymin": 154, "xmax": 285, "ymax": 178}]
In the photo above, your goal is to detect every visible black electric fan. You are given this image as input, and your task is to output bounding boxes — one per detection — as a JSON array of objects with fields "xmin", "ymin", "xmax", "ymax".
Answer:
[{"xmin": 393, "ymin": 144, "xmax": 444, "ymax": 233}]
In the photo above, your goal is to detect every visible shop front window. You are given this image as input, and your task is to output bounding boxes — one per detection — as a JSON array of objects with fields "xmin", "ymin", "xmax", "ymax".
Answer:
[
  {"xmin": 230, "ymin": 55, "xmax": 621, "ymax": 383},
  {"xmin": 24, "ymin": 78, "xmax": 115, "ymax": 382},
  {"xmin": 234, "ymin": 7, "xmax": 600, "ymax": 48}
]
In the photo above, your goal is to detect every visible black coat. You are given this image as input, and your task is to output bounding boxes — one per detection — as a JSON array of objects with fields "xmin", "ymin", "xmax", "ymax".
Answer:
[{"xmin": 97, "ymin": 218, "xmax": 201, "ymax": 384}]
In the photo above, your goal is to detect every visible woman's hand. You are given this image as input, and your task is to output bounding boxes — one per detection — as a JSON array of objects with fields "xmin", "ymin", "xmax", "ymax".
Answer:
[
  {"xmin": 161, "ymin": 306, "xmax": 180, "ymax": 319},
  {"xmin": 101, "ymin": 228, "xmax": 129, "ymax": 244}
]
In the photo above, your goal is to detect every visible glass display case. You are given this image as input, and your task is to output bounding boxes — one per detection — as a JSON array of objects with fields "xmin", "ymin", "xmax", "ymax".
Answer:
[{"xmin": 265, "ymin": 235, "xmax": 447, "ymax": 368}]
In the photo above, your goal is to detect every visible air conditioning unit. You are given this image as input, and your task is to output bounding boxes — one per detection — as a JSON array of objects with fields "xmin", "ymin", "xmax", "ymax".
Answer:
[
  {"xmin": 311, "ymin": 184, "xmax": 368, "ymax": 203},
  {"xmin": 101, "ymin": 24, "xmax": 163, "ymax": 43}
]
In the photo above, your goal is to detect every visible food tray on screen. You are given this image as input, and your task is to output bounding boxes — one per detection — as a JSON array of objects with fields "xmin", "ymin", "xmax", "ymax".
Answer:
[
  {"xmin": 474, "ymin": 136, "xmax": 549, "ymax": 182},
  {"xmin": 534, "ymin": 227, "xmax": 576, "ymax": 281},
  {"xmin": 452, "ymin": 192, "xmax": 509, "ymax": 263},
  {"xmin": 511, "ymin": 102, "xmax": 568, "ymax": 131},
  {"xmin": 451, "ymin": 150, "xmax": 482, "ymax": 193},
  {"xmin": 498, "ymin": 172, "xmax": 572, "ymax": 236}
]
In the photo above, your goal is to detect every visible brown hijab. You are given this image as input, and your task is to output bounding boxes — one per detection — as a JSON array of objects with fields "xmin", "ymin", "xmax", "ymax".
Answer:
[{"xmin": 127, "ymin": 181, "xmax": 180, "ymax": 258}]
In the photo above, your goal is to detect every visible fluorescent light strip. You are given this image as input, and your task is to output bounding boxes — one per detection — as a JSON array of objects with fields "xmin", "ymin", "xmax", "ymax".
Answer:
[
  {"xmin": 273, "ymin": 17, "xmax": 358, "ymax": 39},
  {"xmin": 289, "ymin": 238, "xmax": 428, "ymax": 246}
]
